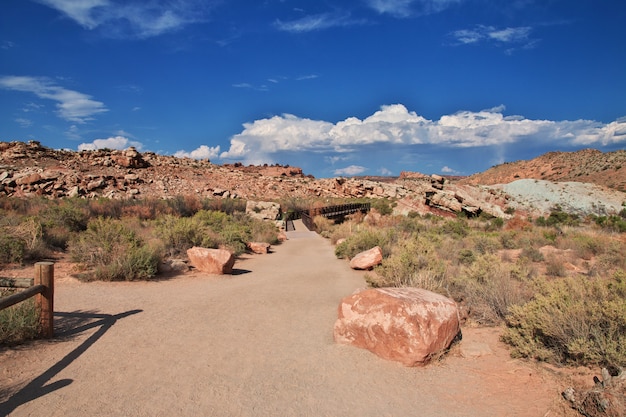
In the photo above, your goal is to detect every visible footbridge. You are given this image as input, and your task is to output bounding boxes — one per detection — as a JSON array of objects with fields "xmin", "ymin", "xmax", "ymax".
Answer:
[{"xmin": 284, "ymin": 203, "xmax": 371, "ymax": 231}]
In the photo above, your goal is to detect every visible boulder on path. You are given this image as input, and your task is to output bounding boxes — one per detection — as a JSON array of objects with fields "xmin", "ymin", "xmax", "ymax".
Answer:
[
  {"xmin": 349, "ymin": 246, "xmax": 383, "ymax": 270},
  {"xmin": 187, "ymin": 247, "xmax": 235, "ymax": 274},
  {"xmin": 247, "ymin": 242, "xmax": 271, "ymax": 254},
  {"xmin": 334, "ymin": 287, "xmax": 461, "ymax": 366}
]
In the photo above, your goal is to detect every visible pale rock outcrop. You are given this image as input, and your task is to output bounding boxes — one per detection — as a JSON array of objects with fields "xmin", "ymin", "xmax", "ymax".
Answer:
[
  {"xmin": 186, "ymin": 247, "xmax": 235, "ymax": 274},
  {"xmin": 334, "ymin": 287, "xmax": 461, "ymax": 366},
  {"xmin": 246, "ymin": 201, "xmax": 281, "ymax": 221},
  {"xmin": 349, "ymin": 246, "xmax": 383, "ymax": 270}
]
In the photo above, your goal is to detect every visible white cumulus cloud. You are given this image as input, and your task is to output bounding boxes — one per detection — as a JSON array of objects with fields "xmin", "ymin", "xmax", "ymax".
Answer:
[
  {"xmin": 78, "ymin": 136, "xmax": 143, "ymax": 151},
  {"xmin": 174, "ymin": 145, "xmax": 221, "ymax": 160},
  {"xmin": 334, "ymin": 165, "xmax": 366, "ymax": 176},
  {"xmin": 219, "ymin": 103, "xmax": 626, "ymax": 166},
  {"xmin": 0, "ymin": 75, "xmax": 107, "ymax": 123}
]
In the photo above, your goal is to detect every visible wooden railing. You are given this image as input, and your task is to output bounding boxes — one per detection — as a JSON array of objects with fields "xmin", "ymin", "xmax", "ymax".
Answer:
[{"xmin": 0, "ymin": 262, "xmax": 54, "ymax": 338}]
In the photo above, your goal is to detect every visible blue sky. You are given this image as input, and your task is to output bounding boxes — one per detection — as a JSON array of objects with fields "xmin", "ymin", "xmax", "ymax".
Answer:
[{"xmin": 1, "ymin": 0, "xmax": 625, "ymax": 178}]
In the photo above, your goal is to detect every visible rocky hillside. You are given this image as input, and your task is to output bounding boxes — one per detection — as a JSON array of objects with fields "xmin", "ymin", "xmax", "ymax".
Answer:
[
  {"xmin": 1, "ymin": 141, "xmax": 624, "ymax": 218},
  {"xmin": 458, "ymin": 149, "xmax": 626, "ymax": 191}
]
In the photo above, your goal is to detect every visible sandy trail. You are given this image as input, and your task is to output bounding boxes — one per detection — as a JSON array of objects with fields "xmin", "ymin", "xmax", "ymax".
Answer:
[{"xmin": 1, "ymin": 222, "xmax": 569, "ymax": 416}]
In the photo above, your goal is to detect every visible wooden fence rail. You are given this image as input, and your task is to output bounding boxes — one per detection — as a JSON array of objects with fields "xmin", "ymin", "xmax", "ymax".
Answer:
[{"xmin": 0, "ymin": 262, "xmax": 54, "ymax": 338}]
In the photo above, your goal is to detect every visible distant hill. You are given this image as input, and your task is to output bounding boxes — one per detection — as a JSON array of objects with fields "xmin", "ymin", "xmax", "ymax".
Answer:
[{"xmin": 458, "ymin": 149, "xmax": 626, "ymax": 191}]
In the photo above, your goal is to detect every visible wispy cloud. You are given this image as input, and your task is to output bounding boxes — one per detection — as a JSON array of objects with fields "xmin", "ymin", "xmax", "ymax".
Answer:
[
  {"xmin": 232, "ymin": 82, "xmax": 269, "ymax": 92},
  {"xmin": 220, "ymin": 104, "xmax": 626, "ymax": 165},
  {"xmin": 367, "ymin": 0, "xmax": 462, "ymax": 17},
  {"xmin": 1, "ymin": 40, "xmax": 16, "ymax": 49},
  {"xmin": 449, "ymin": 25, "xmax": 537, "ymax": 52},
  {"xmin": 34, "ymin": 0, "xmax": 215, "ymax": 39},
  {"xmin": 15, "ymin": 118, "xmax": 33, "ymax": 128},
  {"xmin": 0, "ymin": 75, "xmax": 107, "ymax": 123},
  {"xmin": 274, "ymin": 12, "xmax": 363, "ymax": 33},
  {"xmin": 78, "ymin": 135, "xmax": 143, "ymax": 150},
  {"xmin": 296, "ymin": 74, "xmax": 319, "ymax": 81}
]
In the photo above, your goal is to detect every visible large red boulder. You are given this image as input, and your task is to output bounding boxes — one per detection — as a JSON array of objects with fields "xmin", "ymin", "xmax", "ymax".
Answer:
[
  {"xmin": 334, "ymin": 287, "xmax": 461, "ymax": 366},
  {"xmin": 349, "ymin": 246, "xmax": 383, "ymax": 270},
  {"xmin": 186, "ymin": 247, "xmax": 235, "ymax": 274}
]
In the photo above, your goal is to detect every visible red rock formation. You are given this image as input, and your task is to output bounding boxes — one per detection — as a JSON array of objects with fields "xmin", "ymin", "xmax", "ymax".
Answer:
[
  {"xmin": 186, "ymin": 247, "xmax": 235, "ymax": 274},
  {"xmin": 349, "ymin": 246, "xmax": 383, "ymax": 270},
  {"xmin": 334, "ymin": 287, "xmax": 461, "ymax": 366}
]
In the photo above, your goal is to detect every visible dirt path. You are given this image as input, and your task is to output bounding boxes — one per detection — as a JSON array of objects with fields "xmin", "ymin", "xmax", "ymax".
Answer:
[{"xmin": 1, "ymin": 222, "xmax": 574, "ymax": 416}]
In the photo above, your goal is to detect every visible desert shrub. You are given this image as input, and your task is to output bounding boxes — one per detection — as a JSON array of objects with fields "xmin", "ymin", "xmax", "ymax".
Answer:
[
  {"xmin": 520, "ymin": 246, "xmax": 545, "ymax": 262},
  {"xmin": 166, "ymin": 195, "xmax": 203, "ymax": 217},
  {"xmin": 370, "ymin": 198, "xmax": 394, "ymax": 216},
  {"xmin": 481, "ymin": 217, "xmax": 504, "ymax": 231},
  {"xmin": 499, "ymin": 230, "xmax": 518, "ymax": 249},
  {"xmin": 69, "ymin": 217, "xmax": 161, "ymax": 281},
  {"xmin": 0, "ymin": 233, "xmax": 26, "ymax": 264},
  {"xmin": 470, "ymin": 234, "xmax": 501, "ymax": 255},
  {"xmin": 545, "ymin": 255, "xmax": 567, "ymax": 277},
  {"xmin": 593, "ymin": 214, "xmax": 626, "ymax": 232},
  {"xmin": 591, "ymin": 241, "xmax": 626, "ymax": 276},
  {"xmin": 373, "ymin": 236, "xmax": 447, "ymax": 292},
  {"xmin": 335, "ymin": 229, "xmax": 390, "ymax": 259},
  {"xmin": 218, "ymin": 222, "xmax": 251, "ymax": 255},
  {"xmin": 458, "ymin": 249, "xmax": 476, "ymax": 265},
  {"xmin": 559, "ymin": 233, "xmax": 606, "ymax": 260},
  {"xmin": 155, "ymin": 215, "xmax": 217, "ymax": 256},
  {"xmin": 536, "ymin": 206, "xmax": 580, "ymax": 227},
  {"xmin": 453, "ymin": 254, "xmax": 532, "ymax": 325},
  {"xmin": 39, "ymin": 201, "xmax": 89, "ymax": 249},
  {"xmin": 327, "ymin": 221, "xmax": 355, "ymax": 245},
  {"xmin": 438, "ymin": 218, "xmax": 470, "ymax": 238},
  {"xmin": 246, "ymin": 217, "xmax": 280, "ymax": 245},
  {"xmin": 201, "ymin": 198, "xmax": 247, "ymax": 214},
  {"xmin": 0, "ymin": 292, "xmax": 40, "ymax": 345},
  {"xmin": 503, "ymin": 272, "xmax": 626, "ymax": 367},
  {"xmin": 155, "ymin": 210, "xmax": 276, "ymax": 256},
  {"xmin": 88, "ymin": 198, "xmax": 126, "ymax": 219},
  {"xmin": 313, "ymin": 215, "xmax": 334, "ymax": 237}
]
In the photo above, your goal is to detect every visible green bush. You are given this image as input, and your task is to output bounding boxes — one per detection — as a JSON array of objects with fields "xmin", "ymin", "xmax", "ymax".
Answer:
[
  {"xmin": 373, "ymin": 236, "xmax": 446, "ymax": 291},
  {"xmin": 438, "ymin": 219, "xmax": 470, "ymax": 238},
  {"xmin": 69, "ymin": 217, "xmax": 161, "ymax": 281},
  {"xmin": 453, "ymin": 254, "xmax": 532, "ymax": 325},
  {"xmin": 155, "ymin": 210, "xmax": 277, "ymax": 257},
  {"xmin": 0, "ymin": 233, "xmax": 26, "ymax": 264},
  {"xmin": 502, "ymin": 272, "xmax": 626, "ymax": 367},
  {"xmin": 0, "ymin": 293, "xmax": 40, "ymax": 345},
  {"xmin": 155, "ymin": 215, "xmax": 210, "ymax": 256},
  {"xmin": 335, "ymin": 229, "xmax": 390, "ymax": 259}
]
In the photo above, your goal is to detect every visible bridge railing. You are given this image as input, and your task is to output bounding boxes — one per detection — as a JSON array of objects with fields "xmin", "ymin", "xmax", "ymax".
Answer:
[{"xmin": 299, "ymin": 203, "xmax": 371, "ymax": 231}]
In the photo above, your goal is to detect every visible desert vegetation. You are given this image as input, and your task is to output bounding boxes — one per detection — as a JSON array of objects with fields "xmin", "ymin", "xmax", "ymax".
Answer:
[
  {"xmin": 0, "ymin": 195, "xmax": 282, "ymax": 344},
  {"xmin": 2, "ymin": 191, "xmax": 626, "ymax": 372},
  {"xmin": 316, "ymin": 206, "xmax": 626, "ymax": 369}
]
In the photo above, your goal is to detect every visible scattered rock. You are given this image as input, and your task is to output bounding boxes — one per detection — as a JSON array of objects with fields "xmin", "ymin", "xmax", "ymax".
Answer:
[
  {"xmin": 247, "ymin": 242, "xmax": 271, "ymax": 254},
  {"xmin": 349, "ymin": 246, "xmax": 383, "ymax": 270},
  {"xmin": 186, "ymin": 247, "xmax": 235, "ymax": 275},
  {"xmin": 334, "ymin": 287, "xmax": 461, "ymax": 366},
  {"xmin": 562, "ymin": 367, "xmax": 625, "ymax": 417}
]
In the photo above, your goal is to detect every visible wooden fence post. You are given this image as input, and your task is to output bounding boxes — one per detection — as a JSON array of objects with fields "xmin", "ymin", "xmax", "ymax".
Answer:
[{"xmin": 34, "ymin": 262, "xmax": 54, "ymax": 338}]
